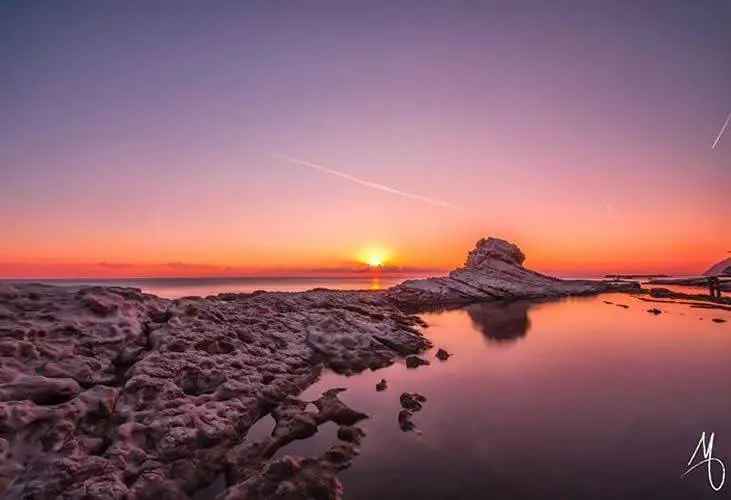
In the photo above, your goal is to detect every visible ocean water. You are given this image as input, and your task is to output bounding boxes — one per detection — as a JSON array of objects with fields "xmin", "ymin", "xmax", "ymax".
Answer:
[
  {"xmin": 258, "ymin": 293, "xmax": 730, "ymax": 499},
  {"xmin": 5, "ymin": 275, "xmax": 423, "ymax": 299}
]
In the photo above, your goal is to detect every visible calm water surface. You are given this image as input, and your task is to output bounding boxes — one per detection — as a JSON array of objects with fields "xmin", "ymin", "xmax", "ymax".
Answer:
[{"xmin": 283, "ymin": 293, "xmax": 729, "ymax": 499}]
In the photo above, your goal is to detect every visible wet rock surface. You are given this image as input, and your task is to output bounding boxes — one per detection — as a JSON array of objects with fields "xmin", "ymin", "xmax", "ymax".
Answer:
[
  {"xmin": 435, "ymin": 348, "xmax": 451, "ymax": 361},
  {"xmin": 223, "ymin": 388, "xmax": 368, "ymax": 499},
  {"xmin": 0, "ymin": 284, "xmax": 429, "ymax": 499},
  {"xmin": 404, "ymin": 355, "xmax": 430, "ymax": 369},
  {"xmin": 398, "ymin": 393, "xmax": 427, "ymax": 432},
  {"xmin": 400, "ymin": 393, "xmax": 426, "ymax": 412},
  {"xmin": 388, "ymin": 237, "xmax": 640, "ymax": 309}
]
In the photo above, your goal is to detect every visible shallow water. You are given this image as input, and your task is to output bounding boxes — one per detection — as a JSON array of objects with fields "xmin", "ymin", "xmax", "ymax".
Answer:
[{"xmin": 283, "ymin": 293, "xmax": 730, "ymax": 499}]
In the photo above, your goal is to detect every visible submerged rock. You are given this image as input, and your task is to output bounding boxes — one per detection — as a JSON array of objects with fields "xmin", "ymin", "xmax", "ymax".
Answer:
[
  {"xmin": 712, "ymin": 318, "xmax": 727, "ymax": 323},
  {"xmin": 647, "ymin": 308, "xmax": 662, "ymax": 315},
  {"xmin": 435, "ymin": 348, "xmax": 451, "ymax": 361},
  {"xmin": 388, "ymin": 237, "xmax": 640, "ymax": 309},
  {"xmin": 398, "ymin": 393, "xmax": 427, "ymax": 432},
  {"xmin": 398, "ymin": 409, "xmax": 415, "ymax": 432},
  {"xmin": 405, "ymin": 355, "xmax": 430, "ymax": 369}
]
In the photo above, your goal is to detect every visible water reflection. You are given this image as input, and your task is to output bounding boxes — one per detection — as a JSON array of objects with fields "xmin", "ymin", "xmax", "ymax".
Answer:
[
  {"xmin": 289, "ymin": 293, "xmax": 731, "ymax": 500},
  {"xmin": 465, "ymin": 300, "xmax": 531, "ymax": 343}
]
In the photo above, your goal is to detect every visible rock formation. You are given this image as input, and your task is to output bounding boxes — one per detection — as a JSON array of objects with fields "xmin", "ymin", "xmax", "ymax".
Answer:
[
  {"xmin": 388, "ymin": 237, "xmax": 640, "ymax": 308},
  {"xmin": 704, "ymin": 257, "xmax": 731, "ymax": 277},
  {"xmin": 0, "ymin": 284, "xmax": 428, "ymax": 499}
]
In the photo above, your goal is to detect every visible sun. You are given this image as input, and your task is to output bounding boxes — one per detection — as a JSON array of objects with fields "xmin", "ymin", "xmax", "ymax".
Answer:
[
  {"xmin": 367, "ymin": 254, "xmax": 384, "ymax": 267},
  {"xmin": 358, "ymin": 247, "xmax": 390, "ymax": 269}
]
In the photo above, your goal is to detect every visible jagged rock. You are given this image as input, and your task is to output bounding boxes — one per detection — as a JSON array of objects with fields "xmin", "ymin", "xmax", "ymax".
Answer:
[
  {"xmin": 388, "ymin": 237, "xmax": 640, "ymax": 308},
  {"xmin": 222, "ymin": 453, "xmax": 346, "ymax": 500},
  {"xmin": 405, "ymin": 355, "xmax": 430, "ymax": 369},
  {"xmin": 223, "ymin": 388, "xmax": 366, "ymax": 499},
  {"xmin": 0, "ymin": 284, "xmax": 428, "ymax": 499},
  {"xmin": 375, "ymin": 379, "xmax": 387, "ymax": 391},
  {"xmin": 400, "ymin": 393, "xmax": 427, "ymax": 412},
  {"xmin": 435, "ymin": 348, "xmax": 450, "ymax": 361}
]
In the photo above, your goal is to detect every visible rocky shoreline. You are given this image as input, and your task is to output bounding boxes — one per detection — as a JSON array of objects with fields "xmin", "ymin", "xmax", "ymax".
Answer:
[
  {"xmin": 387, "ymin": 237, "xmax": 639, "ymax": 308},
  {"xmin": 0, "ymin": 237, "xmax": 648, "ymax": 499}
]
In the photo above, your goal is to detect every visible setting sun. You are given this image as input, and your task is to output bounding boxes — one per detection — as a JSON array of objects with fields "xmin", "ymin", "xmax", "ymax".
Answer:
[
  {"xmin": 368, "ymin": 255, "xmax": 384, "ymax": 267},
  {"xmin": 358, "ymin": 247, "xmax": 391, "ymax": 268}
]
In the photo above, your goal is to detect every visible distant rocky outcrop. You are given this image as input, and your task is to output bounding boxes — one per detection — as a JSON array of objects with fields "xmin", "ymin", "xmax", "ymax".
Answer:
[
  {"xmin": 388, "ymin": 237, "xmax": 639, "ymax": 308},
  {"xmin": 704, "ymin": 257, "xmax": 731, "ymax": 277}
]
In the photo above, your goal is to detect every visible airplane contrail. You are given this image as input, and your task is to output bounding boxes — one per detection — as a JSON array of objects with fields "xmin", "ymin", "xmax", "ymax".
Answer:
[
  {"xmin": 272, "ymin": 154, "xmax": 460, "ymax": 209},
  {"xmin": 712, "ymin": 111, "xmax": 731, "ymax": 150}
]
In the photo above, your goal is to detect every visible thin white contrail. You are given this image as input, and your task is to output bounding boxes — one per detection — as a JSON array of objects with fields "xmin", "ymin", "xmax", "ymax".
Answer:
[
  {"xmin": 711, "ymin": 111, "xmax": 731, "ymax": 150},
  {"xmin": 272, "ymin": 154, "xmax": 460, "ymax": 209}
]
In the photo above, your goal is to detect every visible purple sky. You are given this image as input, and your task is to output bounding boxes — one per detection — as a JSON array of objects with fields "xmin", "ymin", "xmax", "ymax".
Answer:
[{"xmin": 1, "ymin": 1, "xmax": 729, "ymax": 277}]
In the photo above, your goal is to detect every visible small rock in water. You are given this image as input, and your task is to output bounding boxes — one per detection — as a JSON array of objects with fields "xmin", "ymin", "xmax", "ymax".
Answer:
[
  {"xmin": 647, "ymin": 308, "xmax": 662, "ymax": 315},
  {"xmin": 603, "ymin": 300, "xmax": 614, "ymax": 305},
  {"xmin": 712, "ymin": 318, "xmax": 727, "ymax": 323},
  {"xmin": 398, "ymin": 409, "xmax": 415, "ymax": 432},
  {"xmin": 435, "ymin": 348, "xmax": 451, "ymax": 361},
  {"xmin": 337, "ymin": 425, "xmax": 366, "ymax": 445},
  {"xmin": 405, "ymin": 355, "xmax": 430, "ymax": 369},
  {"xmin": 376, "ymin": 379, "xmax": 387, "ymax": 391},
  {"xmin": 400, "ymin": 392, "xmax": 427, "ymax": 411},
  {"xmin": 615, "ymin": 304, "xmax": 630, "ymax": 309}
]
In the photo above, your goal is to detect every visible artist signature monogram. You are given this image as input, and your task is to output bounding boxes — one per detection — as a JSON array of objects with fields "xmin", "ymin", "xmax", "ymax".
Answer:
[{"xmin": 683, "ymin": 432, "xmax": 726, "ymax": 492}]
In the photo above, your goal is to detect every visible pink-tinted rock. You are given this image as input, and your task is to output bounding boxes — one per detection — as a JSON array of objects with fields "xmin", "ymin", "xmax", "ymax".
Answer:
[
  {"xmin": 0, "ymin": 284, "xmax": 428, "ymax": 498},
  {"xmin": 388, "ymin": 237, "xmax": 640, "ymax": 308}
]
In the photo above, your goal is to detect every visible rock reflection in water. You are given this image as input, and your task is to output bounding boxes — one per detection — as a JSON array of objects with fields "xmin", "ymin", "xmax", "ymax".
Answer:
[{"xmin": 465, "ymin": 300, "xmax": 531, "ymax": 342}]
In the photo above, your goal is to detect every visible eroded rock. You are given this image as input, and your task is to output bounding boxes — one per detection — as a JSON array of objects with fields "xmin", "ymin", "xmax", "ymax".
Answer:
[
  {"xmin": 405, "ymin": 355, "xmax": 430, "ymax": 369},
  {"xmin": 435, "ymin": 348, "xmax": 451, "ymax": 361},
  {"xmin": 388, "ymin": 237, "xmax": 641, "ymax": 309},
  {"xmin": 0, "ymin": 284, "xmax": 428, "ymax": 499},
  {"xmin": 400, "ymin": 392, "xmax": 427, "ymax": 412}
]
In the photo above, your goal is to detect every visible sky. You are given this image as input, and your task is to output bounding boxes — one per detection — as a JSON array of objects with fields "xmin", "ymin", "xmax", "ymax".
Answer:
[{"xmin": 1, "ymin": 1, "xmax": 729, "ymax": 278}]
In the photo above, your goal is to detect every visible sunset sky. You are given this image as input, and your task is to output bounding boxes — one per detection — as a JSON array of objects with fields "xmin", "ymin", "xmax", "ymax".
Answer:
[{"xmin": 2, "ymin": 1, "xmax": 729, "ymax": 278}]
